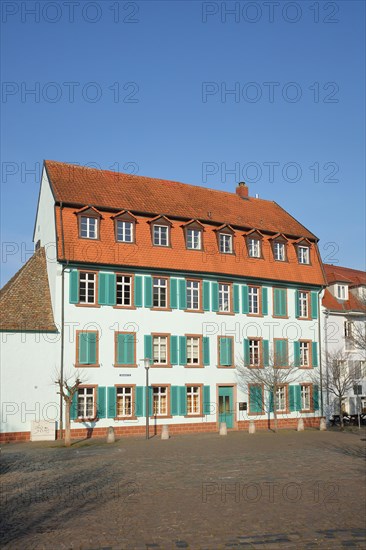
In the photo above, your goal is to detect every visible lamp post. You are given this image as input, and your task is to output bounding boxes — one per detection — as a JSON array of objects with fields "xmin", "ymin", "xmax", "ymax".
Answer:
[{"xmin": 144, "ymin": 358, "xmax": 151, "ymax": 439}]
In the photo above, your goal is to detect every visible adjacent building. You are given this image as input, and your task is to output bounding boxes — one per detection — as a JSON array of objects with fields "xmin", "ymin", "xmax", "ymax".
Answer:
[{"xmin": 1, "ymin": 161, "xmax": 327, "ymax": 441}]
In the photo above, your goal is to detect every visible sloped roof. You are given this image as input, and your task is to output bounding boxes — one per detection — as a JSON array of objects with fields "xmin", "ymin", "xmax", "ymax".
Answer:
[
  {"xmin": 324, "ymin": 264, "xmax": 366, "ymax": 286},
  {"xmin": 45, "ymin": 160, "xmax": 317, "ymax": 239},
  {"xmin": 322, "ymin": 288, "xmax": 365, "ymax": 313},
  {"xmin": 0, "ymin": 248, "xmax": 57, "ymax": 332}
]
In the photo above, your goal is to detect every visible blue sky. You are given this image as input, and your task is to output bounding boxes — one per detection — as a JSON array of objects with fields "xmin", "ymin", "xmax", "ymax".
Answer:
[{"xmin": 1, "ymin": 0, "xmax": 365, "ymax": 285}]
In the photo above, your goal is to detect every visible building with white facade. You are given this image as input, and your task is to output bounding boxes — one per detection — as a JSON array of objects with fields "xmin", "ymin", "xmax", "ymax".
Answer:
[
  {"xmin": 322, "ymin": 264, "xmax": 366, "ymax": 418},
  {"xmin": 1, "ymin": 161, "xmax": 327, "ymax": 441}
]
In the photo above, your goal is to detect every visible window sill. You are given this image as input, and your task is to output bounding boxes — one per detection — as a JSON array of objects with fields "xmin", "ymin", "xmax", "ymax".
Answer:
[
  {"xmin": 74, "ymin": 364, "xmax": 100, "ymax": 368},
  {"xmin": 114, "ymin": 416, "xmax": 138, "ymax": 421},
  {"xmin": 113, "ymin": 364, "xmax": 138, "ymax": 368},
  {"xmin": 272, "ymin": 315, "xmax": 289, "ymax": 319},
  {"xmin": 247, "ymin": 313, "xmax": 263, "ymax": 318},
  {"xmin": 184, "ymin": 414, "xmax": 204, "ymax": 418},
  {"xmin": 217, "ymin": 365, "xmax": 235, "ymax": 369},
  {"xmin": 73, "ymin": 417, "xmax": 98, "ymax": 423},
  {"xmin": 75, "ymin": 304, "xmax": 101, "ymax": 308},
  {"xmin": 184, "ymin": 309, "xmax": 205, "ymax": 314},
  {"xmin": 113, "ymin": 305, "xmax": 137, "ymax": 310},
  {"xmin": 150, "ymin": 364, "xmax": 172, "ymax": 368},
  {"xmin": 150, "ymin": 308, "xmax": 173, "ymax": 312},
  {"xmin": 216, "ymin": 311, "xmax": 235, "ymax": 316},
  {"xmin": 185, "ymin": 364, "xmax": 204, "ymax": 368},
  {"xmin": 150, "ymin": 415, "xmax": 173, "ymax": 419}
]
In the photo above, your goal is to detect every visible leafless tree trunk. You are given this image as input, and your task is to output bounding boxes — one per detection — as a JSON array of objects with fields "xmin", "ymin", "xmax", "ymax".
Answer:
[{"xmin": 55, "ymin": 371, "xmax": 85, "ymax": 447}]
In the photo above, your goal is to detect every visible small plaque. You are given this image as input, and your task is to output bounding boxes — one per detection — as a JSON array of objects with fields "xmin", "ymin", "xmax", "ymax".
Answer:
[
  {"xmin": 239, "ymin": 402, "xmax": 247, "ymax": 411},
  {"xmin": 30, "ymin": 421, "xmax": 56, "ymax": 441}
]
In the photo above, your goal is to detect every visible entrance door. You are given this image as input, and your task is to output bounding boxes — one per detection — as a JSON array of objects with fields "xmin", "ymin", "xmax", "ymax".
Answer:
[{"xmin": 218, "ymin": 386, "xmax": 234, "ymax": 429}]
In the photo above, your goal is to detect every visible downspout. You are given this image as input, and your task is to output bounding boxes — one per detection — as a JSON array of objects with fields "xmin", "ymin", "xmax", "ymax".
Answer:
[
  {"xmin": 59, "ymin": 202, "xmax": 67, "ymax": 438},
  {"xmin": 318, "ymin": 288, "xmax": 326, "ymax": 418}
]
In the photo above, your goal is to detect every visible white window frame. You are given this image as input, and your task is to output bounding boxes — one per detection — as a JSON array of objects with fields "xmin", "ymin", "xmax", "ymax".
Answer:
[
  {"xmin": 300, "ymin": 385, "xmax": 311, "ymax": 410},
  {"xmin": 116, "ymin": 220, "xmax": 133, "ymax": 243},
  {"xmin": 186, "ymin": 337, "xmax": 200, "ymax": 365},
  {"xmin": 116, "ymin": 386, "xmax": 133, "ymax": 417},
  {"xmin": 186, "ymin": 280, "xmax": 200, "ymax": 310},
  {"xmin": 153, "ymin": 336, "xmax": 168, "ymax": 365},
  {"xmin": 153, "ymin": 277, "xmax": 167, "ymax": 308},
  {"xmin": 298, "ymin": 246, "xmax": 310, "ymax": 264},
  {"xmin": 299, "ymin": 291, "xmax": 309, "ymax": 318},
  {"xmin": 80, "ymin": 216, "xmax": 98, "ymax": 239},
  {"xmin": 218, "ymin": 283, "xmax": 231, "ymax": 312},
  {"xmin": 248, "ymin": 286, "xmax": 259, "ymax": 314},
  {"xmin": 219, "ymin": 233, "xmax": 233, "ymax": 254},
  {"xmin": 116, "ymin": 274, "xmax": 132, "ymax": 306},
  {"xmin": 274, "ymin": 241, "xmax": 285, "ymax": 261},
  {"xmin": 275, "ymin": 386, "xmax": 286, "ymax": 411},
  {"xmin": 153, "ymin": 386, "xmax": 168, "ymax": 416},
  {"xmin": 187, "ymin": 229, "xmax": 202, "ymax": 250},
  {"xmin": 79, "ymin": 272, "xmax": 96, "ymax": 304},
  {"xmin": 300, "ymin": 341, "xmax": 310, "ymax": 367},
  {"xmin": 249, "ymin": 339, "xmax": 260, "ymax": 367},
  {"xmin": 153, "ymin": 224, "xmax": 169, "ymax": 246},
  {"xmin": 248, "ymin": 238, "xmax": 261, "ymax": 258},
  {"xmin": 337, "ymin": 284, "xmax": 347, "ymax": 300},
  {"xmin": 187, "ymin": 386, "xmax": 201, "ymax": 415},
  {"xmin": 77, "ymin": 387, "xmax": 95, "ymax": 419}
]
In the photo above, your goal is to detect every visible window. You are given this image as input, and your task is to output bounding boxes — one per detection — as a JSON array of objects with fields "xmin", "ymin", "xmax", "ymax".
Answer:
[
  {"xmin": 337, "ymin": 285, "xmax": 347, "ymax": 300},
  {"xmin": 116, "ymin": 275, "xmax": 132, "ymax": 306},
  {"xmin": 248, "ymin": 238, "xmax": 261, "ymax": 258},
  {"xmin": 153, "ymin": 336, "xmax": 168, "ymax": 365},
  {"xmin": 344, "ymin": 320, "xmax": 354, "ymax": 338},
  {"xmin": 76, "ymin": 331, "xmax": 98, "ymax": 366},
  {"xmin": 153, "ymin": 277, "xmax": 167, "ymax": 308},
  {"xmin": 153, "ymin": 386, "xmax": 168, "ymax": 416},
  {"xmin": 298, "ymin": 291, "xmax": 309, "ymax": 318},
  {"xmin": 275, "ymin": 386, "xmax": 286, "ymax": 412},
  {"xmin": 300, "ymin": 385, "xmax": 311, "ymax": 410},
  {"xmin": 187, "ymin": 229, "xmax": 202, "ymax": 250},
  {"xmin": 153, "ymin": 225, "xmax": 169, "ymax": 246},
  {"xmin": 218, "ymin": 337, "xmax": 233, "ymax": 367},
  {"xmin": 80, "ymin": 216, "xmax": 98, "ymax": 239},
  {"xmin": 77, "ymin": 387, "xmax": 95, "ymax": 419},
  {"xmin": 219, "ymin": 233, "xmax": 233, "ymax": 254},
  {"xmin": 79, "ymin": 272, "xmax": 96, "ymax": 304},
  {"xmin": 273, "ymin": 288, "xmax": 287, "ymax": 317},
  {"xmin": 187, "ymin": 337, "xmax": 200, "ymax": 365},
  {"xmin": 300, "ymin": 341, "xmax": 310, "ymax": 367},
  {"xmin": 187, "ymin": 386, "xmax": 201, "ymax": 415},
  {"xmin": 249, "ymin": 385, "xmax": 263, "ymax": 414},
  {"xmin": 298, "ymin": 246, "xmax": 310, "ymax": 264},
  {"xmin": 273, "ymin": 242, "xmax": 285, "ymax": 261},
  {"xmin": 116, "ymin": 386, "xmax": 133, "ymax": 417},
  {"xmin": 249, "ymin": 339, "xmax": 261, "ymax": 367},
  {"xmin": 116, "ymin": 220, "xmax": 133, "ymax": 243},
  {"xmin": 219, "ymin": 283, "xmax": 231, "ymax": 312},
  {"xmin": 349, "ymin": 360, "xmax": 364, "ymax": 380},
  {"xmin": 274, "ymin": 339, "xmax": 288, "ymax": 367},
  {"xmin": 115, "ymin": 332, "xmax": 136, "ymax": 366},
  {"xmin": 248, "ymin": 286, "xmax": 259, "ymax": 314},
  {"xmin": 186, "ymin": 280, "xmax": 200, "ymax": 310}
]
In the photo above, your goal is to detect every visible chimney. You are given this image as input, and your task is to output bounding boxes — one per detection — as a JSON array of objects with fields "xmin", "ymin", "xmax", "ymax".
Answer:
[{"xmin": 236, "ymin": 181, "xmax": 249, "ymax": 199}]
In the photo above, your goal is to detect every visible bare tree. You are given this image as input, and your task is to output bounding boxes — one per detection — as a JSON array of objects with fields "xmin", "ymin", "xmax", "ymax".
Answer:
[
  {"xmin": 347, "ymin": 292, "xmax": 366, "ymax": 353},
  {"xmin": 236, "ymin": 349, "xmax": 300, "ymax": 432},
  {"xmin": 55, "ymin": 370, "xmax": 85, "ymax": 447}
]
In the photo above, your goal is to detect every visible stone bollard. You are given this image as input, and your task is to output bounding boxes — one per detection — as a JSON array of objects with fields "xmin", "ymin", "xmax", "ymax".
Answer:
[
  {"xmin": 161, "ymin": 425, "xmax": 169, "ymax": 440},
  {"xmin": 297, "ymin": 418, "xmax": 304, "ymax": 432},
  {"xmin": 219, "ymin": 422, "xmax": 227, "ymax": 436},
  {"xmin": 319, "ymin": 417, "xmax": 327, "ymax": 431},
  {"xmin": 248, "ymin": 421, "xmax": 256, "ymax": 434},
  {"xmin": 106, "ymin": 426, "xmax": 115, "ymax": 444}
]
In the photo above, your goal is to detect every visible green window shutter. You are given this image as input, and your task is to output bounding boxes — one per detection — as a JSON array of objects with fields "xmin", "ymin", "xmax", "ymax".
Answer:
[
  {"xmin": 69, "ymin": 270, "xmax": 79, "ymax": 303},
  {"xmin": 244, "ymin": 339, "xmax": 250, "ymax": 367},
  {"xmin": 134, "ymin": 275, "xmax": 143, "ymax": 307},
  {"xmin": 97, "ymin": 387, "xmax": 106, "ymax": 419},
  {"xmin": 70, "ymin": 391, "xmax": 78, "ymax": 420},
  {"xmin": 171, "ymin": 386, "xmax": 179, "ymax": 415},
  {"xmin": 170, "ymin": 279, "xmax": 178, "ymax": 309},
  {"xmin": 262, "ymin": 287, "xmax": 268, "ymax": 315},
  {"xmin": 203, "ymin": 281, "xmax": 210, "ymax": 311},
  {"xmin": 144, "ymin": 276, "xmax": 153, "ymax": 308},
  {"xmin": 273, "ymin": 288, "xmax": 280, "ymax": 316},
  {"xmin": 78, "ymin": 333, "xmax": 89, "ymax": 364},
  {"xmin": 313, "ymin": 385, "xmax": 319, "ymax": 411},
  {"xmin": 148, "ymin": 387, "xmax": 153, "ymax": 417},
  {"xmin": 263, "ymin": 340, "xmax": 269, "ymax": 367},
  {"xmin": 107, "ymin": 387, "xmax": 116, "ymax": 418},
  {"xmin": 179, "ymin": 279, "xmax": 187, "ymax": 310},
  {"xmin": 87, "ymin": 332, "xmax": 97, "ymax": 365},
  {"xmin": 249, "ymin": 386, "xmax": 263, "ymax": 414},
  {"xmin": 170, "ymin": 335, "xmax": 178, "ymax": 365},
  {"xmin": 144, "ymin": 335, "xmax": 153, "ymax": 362},
  {"xmin": 233, "ymin": 284, "xmax": 240, "ymax": 313},
  {"xmin": 135, "ymin": 386, "xmax": 145, "ymax": 417},
  {"xmin": 241, "ymin": 285, "xmax": 249, "ymax": 314},
  {"xmin": 281, "ymin": 289, "xmax": 287, "ymax": 316},
  {"xmin": 179, "ymin": 336, "xmax": 187, "ymax": 365},
  {"xmin": 312, "ymin": 342, "xmax": 318, "ymax": 367},
  {"xmin": 203, "ymin": 337, "xmax": 210, "ymax": 366},
  {"xmin": 293, "ymin": 341, "xmax": 301, "ymax": 367},
  {"xmin": 289, "ymin": 385, "xmax": 296, "ymax": 412},
  {"xmin": 311, "ymin": 291, "xmax": 318, "ymax": 319},
  {"xmin": 116, "ymin": 333, "xmax": 124, "ymax": 364},
  {"xmin": 275, "ymin": 339, "xmax": 283, "ymax": 365},
  {"xmin": 295, "ymin": 290, "xmax": 300, "ymax": 318},
  {"xmin": 108, "ymin": 273, "xmax": 116, "ymax": 305},
  {"xmin": 98, "ymin": 272, "xmax": 108, "ymax": 305},
  {"xmin": 295, "ymin": 385, "xmax": 301, "ymax": 411},
  {"xmin": 179, "ymin": 386, "xmax": 187, "ymax": 415},
  {"xmin": 118, "ymin": 333, "xmax": 135, "ymax": 366},
  {"xmin": 220, "ymin": 337, "xmax": 232, "ymax": 366},
  {"xmin": 211, "ymin": 282, "xmax": 219, "ymax": 312},
  {"xmin": 203, "ymin": 385, "xmax": 211, "ymax": 414}
]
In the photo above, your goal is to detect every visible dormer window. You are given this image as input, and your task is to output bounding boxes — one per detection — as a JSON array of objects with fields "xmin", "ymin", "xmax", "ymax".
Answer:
[
  {"xmin": 298, "ymin": 246, "xmax": 310, "ymax": 264},
  {"xmin": 112, "ymin": 211, "xmax": 137, "ymax": 244},
  {"xmin": 219, "ymin": 233, "xmax": 232, "ymax": 254},
  {"xmin": 182, "ymin": 220, "xmax": 204, "ymax": 251},
  {"xmin": 337, "ymin": 284, "xmax": 348, "ymax": 300},
  {"xmin": 269, "ymin": 234, "xmax": 288, "ymax": 262},
  {"xmin": 76, "ymin": 206, "xmax": 102, "ymax": 240},
  {"xmin": 149, "ymin": 215, "xmax": 172, "ymax": 247},
  {"xmin": 248, "ymin": 238, "xmax": 261, "ymax": 258}
]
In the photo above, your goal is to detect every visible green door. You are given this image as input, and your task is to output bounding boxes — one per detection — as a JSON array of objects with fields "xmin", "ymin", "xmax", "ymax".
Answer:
[{"xmin": 218, "ymin": 386, "xmax": 234, "ymax": 429}]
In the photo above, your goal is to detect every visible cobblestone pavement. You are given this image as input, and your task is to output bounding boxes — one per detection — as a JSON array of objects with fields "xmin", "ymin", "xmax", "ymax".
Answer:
[{"xmin": 1, "ymin": 429, "xmax": 366, "ymax": 549}]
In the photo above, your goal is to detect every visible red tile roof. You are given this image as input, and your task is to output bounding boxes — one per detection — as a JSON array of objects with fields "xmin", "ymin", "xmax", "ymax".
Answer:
[
  {"xmin": 323, "ymin": 264, "xmax": 366, "ymax": 286},
  {"xmin": 322, "ymin": 288, "xmax": 365, "ymax": 313},
  {"xmin": 45, "ymin": 161, "xmax": 326, "ymax": 286},
  {"xmin": 0, "ymin": 248, "xmax": 57, "ymax": 332}
]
